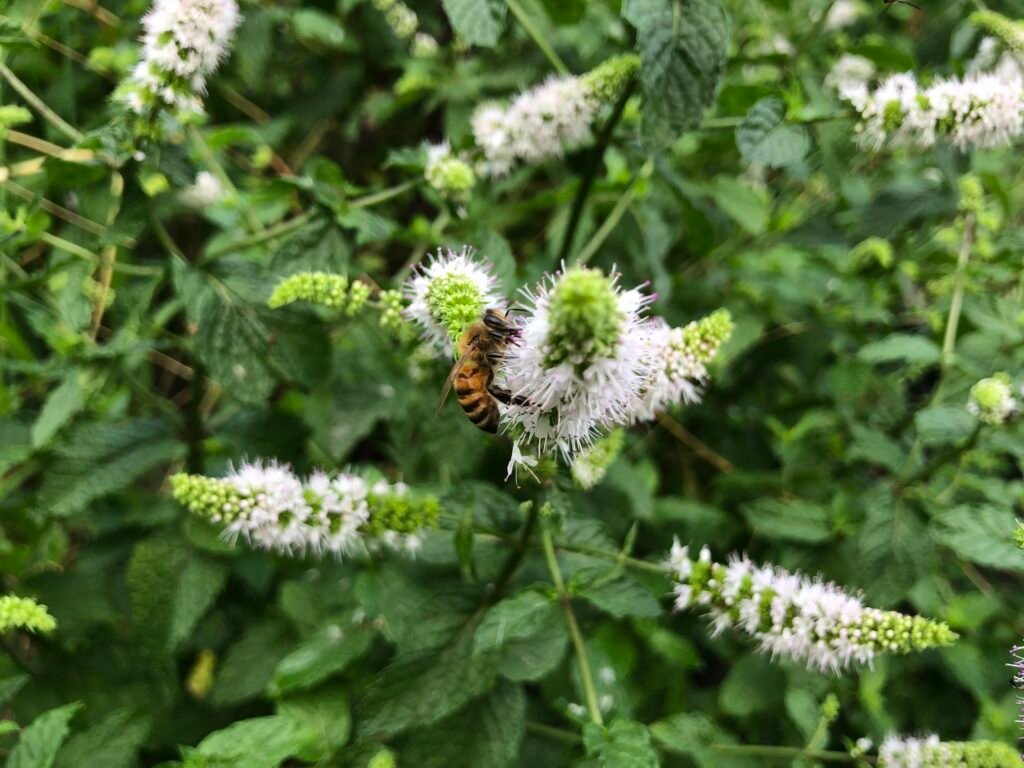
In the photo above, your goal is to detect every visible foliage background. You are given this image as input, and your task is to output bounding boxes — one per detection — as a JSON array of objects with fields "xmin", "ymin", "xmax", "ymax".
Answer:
[{"xmin": 1, "ymin": 0, "xmax": 1024, "ymax": 765}]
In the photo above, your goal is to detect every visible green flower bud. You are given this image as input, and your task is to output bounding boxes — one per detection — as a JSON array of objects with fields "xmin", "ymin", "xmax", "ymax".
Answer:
[
  {"xmin": 425, "ymin": 144, "xmax": 477, "ymax": 200},
  {"xmin": 378, "ymin": 289, "xmax": 405, "ymax": 329},
  {"xmin": 958, "ymin": 174, "xmax": 985, "ymax": 216},
  {"xmin": 571, "ymin": 429, "xmax": 625, "ymax": 489},
  {"xmin": 580, "ymin": 54, "xmax": 641, "ymax": 106},
  {"xmin": 968, "ymin": 373, "xmax": 1017, "ymax": 425},
  {"xmin": 544, "ymin": 267, "xmax": 624, "ymax": 369},
  {"xmin": 850, "ymin": 237, "xmax": 894, "ymax": 269},
  {"xmin": 879, "ymin": 735, "xmax": 1019, "ymax": 767},
  {"xmin": 0, "ymin": 595, "xmax": 57, "ymax": 634},
  {"xmin": 346, "ymin": 280, "xmax": 372, "ymax": 316},
  {"xmin": 971, "ymin": 10, "xmax": 1024, "ymax": 58},
  {"xmin": 681, "ymin": 308, "xmax": 733, "ymax": 365},
  {"xmin": 269, "ymin": 272, "xmax": 349, "ymax": 309}
]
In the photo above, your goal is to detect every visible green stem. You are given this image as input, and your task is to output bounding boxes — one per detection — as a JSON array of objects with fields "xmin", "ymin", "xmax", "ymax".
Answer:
[
  {"xmin": 558, "ymin": 76, "xmax": 637, "ymax": 265},
  {"xmin": 941, "ymin": 212, "xmax": 975, "ymax": 368},
  {"xmin": 350, "ymin": 178, "xmax": 418, "ymax": 208},
  {"xmin": 488, "ymin": 501, "xmax": 540, "ymax": 603},
  {"xmin": 505, "ymin": 0, "xmax": 569, "ymax": 75},
  {"xmin": 573, "ymin": 159, "xmax": 652, "ymax": 266},
  {"xmin": 541, "ymin": 526, "xmax": 603, "ymax": 727},
  {"xmin": 202, "ymin": 212, "xmax": 311, "ymax": 261},
  {"xmin": 0, "ymin": 61, "xmax": 83, "ymax": 143},
  {"xmin": 525, "ymin": 721, "xmax": 582, "ymax": 745},
  {"xmin": 710, "ymin": 744, "xmax": 865, "ymax": 764},
  {"xmin": 896, "ymin": 424, "xmax": 982, "ymax": 490}
]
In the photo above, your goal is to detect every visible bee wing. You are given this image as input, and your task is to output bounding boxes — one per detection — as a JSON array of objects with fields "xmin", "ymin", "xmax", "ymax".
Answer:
[{"xmin": 436, "ymin": 351, "xmax": 473, "ymax": 417}]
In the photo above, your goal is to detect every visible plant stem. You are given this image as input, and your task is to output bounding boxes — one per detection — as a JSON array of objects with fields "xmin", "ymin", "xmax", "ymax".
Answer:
[
  {"xmin": 0, "ymin": 62, "xmax": 83, "ymax": 143},
  {"xmin": 202, "ymin": 212, "xmax": 311, "ymax": 261},
  {"xmin": 573, "ymin": 159, "xmax": 652, "ymax": 266},
  {"xmin": 350, "ymin": 178, "xmax": 418, "ymax": 207},
  {"xmin": 558, "ymin": 76, "xmax": 637, "ymax": 264},
  {"xmin": 710, "ymin": 744, "xmax": 865, "ymax": 763},
  {"xmin": 489, "ymin": 501, "xmax": 540, "ymax": 603},
  {"xmin": 941, "ymin": 212, "xmax": 975, "ymax": 368},
  {"xmin": 541, "ymin": 526, "xmax": 603, "ymax": 727},
  {"xmin": 5, "ymin": 131, "xmax": 94, "ymax": 163},
  {"xmin": 525, "ymin": 721, "xmax": 582, "ymax": 745},
  {"xmin": 505, "ymin": 0, "xmax": 569, "ymax": 75},
  {"xmin": 89, "ymin": 171, "xmax": 124, "ymax": 339}
]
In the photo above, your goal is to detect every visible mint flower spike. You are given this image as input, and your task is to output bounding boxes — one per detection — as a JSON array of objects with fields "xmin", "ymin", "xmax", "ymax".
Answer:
[
  {"xmin": 471, "ymin": 54, "xmax": 639, "ymax": 176},
  {"xmin": 0, "ymin": 595, "xmax": 57, "ymax": 634},
  {"xmin": 571, "ymin": 429, "xmax": 625, "ymax": 490},
  {"xmin": 971, "ymin": 10, "xmax": 1024, "ymax": 59},
  {"xmin": 424, "ymin": 143, "xmax": 476, "ymax": 201},
  {"xmin": 268, "ymin": 272, "xmax": 350, "ymax": 310},
  {"xmin": 968, "ymin": 373, "xmax": 1018, "ymax": 425},
  {"xmin": 171, "ymin": 461, "xmax": 439, "ymax": 558},
  {"xmin": 669, "ymin": 542, "xmax": 957, "ymax": 673},
  {"xmin": 628, "ymin": 309, "xmax": 734, "ymax": 423},
  {"xmin": 503, "ymin": 265, "xmax": 652, "ymax": 460},
  {"xmin": 403, "ymin": 246, "xmax": 504, "ymax": 354},
  {"xmin": 116, "ymin": 0, "xmax": 241, "ymax": 120},
  {"xmin": 878, "ymin": 734, "xmax": 1019, "ymax": 768}
]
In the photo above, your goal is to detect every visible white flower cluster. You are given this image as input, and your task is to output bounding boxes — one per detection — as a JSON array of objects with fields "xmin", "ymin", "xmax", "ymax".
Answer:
[
  {"xmin": 121, "ymin": 0, "xmax": 241, "ymax": 116},
  {"xmin": 472, "ymin": 76, "xmax": 595, "ymax": 176},
  {"xmin": 839, "ymin": 69, "xmax": 1024, "ymax": 151},
  {"xmin": 877, "ymin": 734, "xmax": 1019, "ymax": 767},
  {"xmin": 824, "ymin": 0, "xmax": 864, "ymax": 31},
  {"xmin": 181, "ymin": 171, "xmax": 225, "ymax": 207},
  {"xmin": 171, "ymin": 461, "xmax": 437, "ymax": 557},
  {"xmin": 668, "ymin": 542, "xmax": 956, "ymax": 673},
  {"xmin": 968, "ymin": 374, "xmax": 1019, "ymax": 425},
  {"xmin": 824, "ymin": 53, "xmax": 875, "ymax": 102},
  {"xmin": 403, "ymin": 247, "xmax": 504, "ymax": 353},
  {"xmin": 629, "ymin": 319, "xmax": 708, "ymax": 423}
]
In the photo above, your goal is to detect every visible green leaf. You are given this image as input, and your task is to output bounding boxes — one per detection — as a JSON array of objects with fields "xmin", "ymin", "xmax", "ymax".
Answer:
[
  {"xmin": 270, "ymin": 621, "xmax": 374, "ymax": 695},
  {"xmin": 719, "ymin": 655, "xmax": 784, "ymax": 717},
  {"xmin": 32, "ymin": 370, "xmax": 91, "ymax": 448},
  {"xmin": 8, "ymin": 702, "xmax": 82, "ymax": 768},
  {"xmin": 650, "ymin": 713, "xmax": 757, "ymax": 768},
  {"xmin": 269, "ymin": 216, "xmax": 351, "ymax": 277},
  {"xmin": 0, "ymin": 674, "xmax": 30, "ymax": 706},
  {"xmin": 932, "ymin": 505, "xmax": 1024, "ymax": 571},
  {"xmin": 623, "ymin": 0, "xmax": 731, "ymax": 145},
  {"xmin": 858, "ymin": 334, "xmax": 941, "ymax": 365},
  {"xmin": 169, "ymin": 556, "xmax": 229, "ymax": 649},
  {"xmin": 276, "ymin": 687, "xmax": 351, "ymax": 760},
  {"xmin": 583, "ymin": 719, "xmax": 660, "ymax": 768},
  {"xmin": 575, "ymin": 573, "xmax": 663, "ymax": 619},
  {"xmin": 211, "ymin": 621, "xmax": 296, "ymax": 707},
  {"xmin": 186, "ymin": 716, "xmax": 315, "ymax": 768},
  {"xmin": 359, "ymin": 630, "xmax": 498, "ymax": 738},
  {"xmin": 473, "ymin": 590, "xmax": 568, "ymax": 682},
  {"xmin": 55, "ymin": 709, "xmax": 150, "ymax": 768},
  {"xmin": 848, "ymin": 425, "xmax": 906, "ymax": 472},
  {"xmin": 915, "ymin": 406, "xmax": 978, "ymax": 447},
  {"xmin": 38, "ymin": 419, "xmax": 184, "ymax": 517},
  {"xmin": 195, "ymin": 297, "xmax": 277, "ymax": 404},
  {"xmin": 397, "ymin": 681, "xmax": 525, "ymax": 768},
  {"xmin": 736, "ymin": 98, "xmax": 809, "ymax": 168},
  {"xmin": 707, "ymin": 177, "xmax": 770, "ymax": 236},
  {"xmin": 742, "ymin": 498, "xmax": 833, "ymax": 543},
  {"xmin": 441, "ymin": 0, "xmax": 506, "ymax": 47},
  {"xmin": 291, "ymin": 9, "xmax": 348, "ymax": 49}
]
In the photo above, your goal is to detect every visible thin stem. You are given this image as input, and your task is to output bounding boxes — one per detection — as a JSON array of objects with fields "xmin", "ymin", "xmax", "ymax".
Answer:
[
  {"xmin": 541, "ymin": 526, "xmax": 603, "ymax": 727},
  {"xmin": 489, "ymin": 502, "xmax": 541, "ymax": 603},
  {"xmin": 0, "ymin": 62, "xmax": 83, "ymax": 143},
  {"xmin": 350, "ymin": 178, "xmax": 418, "ymax": 208},
  {"xmin": 573, "ymin": 160, "xmax": 652, "ymax": 266},
  {"xmin": 89, "ymin": 171, "xmax": 124, "ymax": 339},
  {"xmin": 5, "ymin": 130, "xmax": 94, "ymax": 163},
  {"xmin": 558, "ymin": 76, "xmax": 637, "ymax": 265},
  {"xmin": 1, "ymin": 178, "xmax": 108, "ymax": 236},
  {"xmin": 505, "ymin": 0, "xmax": 569, "ymax": 75},
  {"xmin": 39, "ymin": 232, "xmax": 160, "ymax": 275},
  {"xmin": 941, "ymin": 212, "xmax": 975, "ymax": 368},
  {"xmin": 525, "ymin": 721, "xmax": 582, "ymax": 745},
  {"xmin": 202, "ymin": 212, "xmax": 311, "ymax": 261},
  {"xmin": 657, "ymin": 413, "xmax": 735, "ymax": 473},
  {"xmin": 711, "ymin": 744, "xmax": 866, "ymax": 764}
]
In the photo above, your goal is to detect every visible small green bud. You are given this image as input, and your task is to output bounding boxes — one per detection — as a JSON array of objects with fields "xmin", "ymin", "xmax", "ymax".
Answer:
[
  {"xmin": 958, "ymin": 174, "xmax": 985, "ymax": 216},
  {"xmin": 378, "ymin": 289, "xmax": 406, "ymax": 330},
  {"xmin": 968, "ymin": 373, "xmax": 1017, "ymax": 425},
  {"xmin": 385, "ymin": 3, "xmax": 418, "ymax": 39},
  {"xmin": 425, "ymin": 271, "xmax": 487, "ymax": 343},
  {"xmin": 580, "ymin": 54, "xmax": 641, "ymax": 106},
  {"xmin": 0, "ymin": 595, "xmax": 57, "ymax": 634},
  {"xmin": 850, "ymin": 237, "xmax": 894, "ymax": 269},
  {"xmin": 571, "ymin": 429, "xmax": 625, "ymax": 490},
  {"xmin": 411, "ymin": 32, "xmax": 439, "ymax": 59},
  {"xmin": 425, "ymin": 145, "xmax": 476, "ymax": 200},
  {"xmin": 681, "ymin": 308, "xmax": 733, "ymax": 365},
  {"xmin": 346, "ymin": 280, "xmax": 372, "ymax": 316},
  {"xmin": 544, "ymin": 267, "xmax": 624, "ymax": 369},
  {"xmin": 882, "ymin": 100, "xmax": 905, "ymax": 132},
  {"xmin": 268, "ymin": 272, "xmax": 349, "ymax": 310},
  {"xmin": 971, "ymin": 10, "xmax": 1024, "ymax": 57},
  {"xmin": 367, "ymin": 748, "xmax": 397, "ymax": 768},
  {"xmin": 0, "ymin": 105, "xmax": 32, "ymax": 130}
]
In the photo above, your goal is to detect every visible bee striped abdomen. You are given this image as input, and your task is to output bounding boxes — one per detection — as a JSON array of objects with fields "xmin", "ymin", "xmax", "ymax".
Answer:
[{"xmin": 455, "ymin": 365, "xmax": 500, "ymax": 433}]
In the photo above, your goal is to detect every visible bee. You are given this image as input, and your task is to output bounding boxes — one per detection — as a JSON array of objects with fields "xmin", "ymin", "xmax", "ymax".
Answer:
[{"xmin": 437, "ymin": 308, "xmax": 522, "ymax": 433}]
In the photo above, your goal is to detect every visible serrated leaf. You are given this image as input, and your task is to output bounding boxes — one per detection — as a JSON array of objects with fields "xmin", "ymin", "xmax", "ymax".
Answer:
[
  {"xmin": 188, "ymin": 716, "xmax": 315, "ymax": 768},
  {"xmin": 915, "ymin": 406, "xmax": 977, "ymax": 447},
  {"xmin": 735, "ymin": 98, "xmax": 809, "ymax": 168},
  {"xmin": 38, "ymin": 419, "xmax": 184, "ymax": 517},
  {"xmin": 55, "ymin": 709, "xmax": 150, "ymax": 768},
  {"xmin": 169, "ymin": 556, "xmax": 229, "ymax": 649},
  {"xmin": 848, "ymin": 424, "xmax": 906, "ymax": 472},
  {"xmin": 270, "ymin": 621, "xmax": 374, "ymax": 695},
  {"xmin": 742, "ymin": 498, "xmax": 833, "ymax": 543},
  {"xmin": 32, "ymin": 370, "xmax": 90, "ymax": 448},
  {"xmin": 359, "ymin": 630, "xmax": 498, "ymax": 738},
  {"xmin": 650, "ymin": 713, "xmax": 757, "ymax": 768},
  {"xmin": 195, "ymin": 297, "xmax": 277, "ymax": 404},
  {"xmin": 441, "ymin": 0, "xmax": 506, "ymax": 46},
  {"xmin": 398, "ymin": 681, "xmax": 525, "ymax": 768},
  {"xmin": 623, "ymin": 0, "xmax": 731, "ymax": 146},
  {"xmin": 474, "ymin": 590, "xmax": 568, "ymax": 682},
  {"xmin": 269, "ymin": 216, "xmax": 351, "ymax": 277},
  {"xmin": 583, "ymin": 719, "xmax": 660, "ymax": 768},
  {"xmin": 211, "ymin": 621, "xmax": 296, "ymax": 707},
  {"xmin": 276, "ymin": 687, "xmax": 350, "ymax": 760},
  {"xmin": 707, "ymin": 176, "xmax": 770, "ymax": 236},
  {"xmin": 575, "ymin": 573, "xmax": 663, "ymax": 619},
  {"xmin": 8, "ymin": 702, "xmax": 82, "ymax": 768},
  {"xmin": 719, "ymin": 655, "xmax": 784, "ymax": 717},
  {"xmin": 932, "ymin": 505, "xmax": 1024, "ymax": 571},
  {"xmin": 858, "ymin": 334, "xmax": 940, "ymax": 365}
]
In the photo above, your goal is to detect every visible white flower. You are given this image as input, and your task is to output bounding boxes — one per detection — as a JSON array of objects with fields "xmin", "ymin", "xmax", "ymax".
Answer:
[
  {"xmin": 875, "ymin": 734, "xmax": 1018, "ymax": 767},
  {"xmin": 472, "ymin": 75, "xmax": 595, "ymax": 176},
  {"xmin": 968, "ymin": 374, "xmax": 1018, "ymax": 425},
  {"xmin": 502, "ymin": 266, "xmax": 651, "ymax": 459},
  {"xmin": 505, "ymin": 439, "xmax": 539, "ymax": 482},
  {"xmin": 670, "ymin": 547, "xmax": 956, "ymax": 673},
  {"xmin": 824, "ymin": 54, "xmax": 875, "ymax": 105},
  {"xmin": 824, "ymin": 0, "xmax": 863, "ymax": 30},
  {"xmin": 402, "ymin": 246, "xmax": 504, "ymax": 353},
  {"xmin": 628, "ymin": 320, "xmax": 706, "ymax": 423},
  {"xmin": 121, "ymin": 0, "xmax": 240, "ymax": 116},
  {"xmin": 181, "ymin": 171, "xmax": 225, "ymax": 207}
]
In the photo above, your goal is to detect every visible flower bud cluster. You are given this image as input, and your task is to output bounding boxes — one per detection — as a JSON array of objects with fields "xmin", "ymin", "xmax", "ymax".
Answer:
[
  {"xmin": 0, "ymin": 595, "xmax": 57, "ymax": 634},
  {"xmin": 268, "ymin": 272, "xmax": 370, "ymax": 315},
  {"xmin": 968, "ymin": 374, "xmax": 1018, "ymax": 425},
  {"xmin": 171, "ymin": 461, "xmax": 439, "ymax": 557},
  {"xmin": 424, "ymin": 143, "xmax": 476, "ymax": 200},
  {"xmin": 668, "ymin": 542, "xmax": 957, "ymax": 672},
  {"xmin": 877, "ymin": 734, "xmax": 1019, "ymax": 767},
  {"xmin": 570, "ymin": 429, "xmax": 625, "ymax": 490},
  {"xmin": 118, "ymin": 0, "xmax": 241, "ymax": 119},
  {"xmin": 472, "ymin": 55, "xmax": 639, "ymax": 176}
]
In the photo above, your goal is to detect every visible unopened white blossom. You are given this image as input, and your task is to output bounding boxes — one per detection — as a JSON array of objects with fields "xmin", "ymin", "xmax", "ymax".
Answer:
[
  {"xmin": 119, "ymin": 0, "xmax": 241, "ymax": 117},
  {"xmin": 181, "ymin": 171, "xmax": 225, "ymax": 207},
  {"xmin": 824, "ymin": 0, "xmax": 864, "ymax": 30},
  {"xmin": 403, "ymin": 246, "xmax": 504, "ymax": 353},
  {"xmin": 171, "ymin": 461, "xmax": 439, "ymax": 557},
  {"xmin": 968, "ymin": 374, "xmax": 1018, "ymax": 425},
  {"xmin": 877, "ymin": 734, "xmax": 1019, "ymax": 767},
  {"xmin": 669, "ymin": 542, "xmax": 957, "ymax": 673},
  {"xmin": 843, "ymin": 70, "xmax": 1024, "ymax": 151},
  {"xmin": 502, "ymin": 266, "xmax": 651, "ymax": 459},
  {"xmin": 424, "ymin": 143, "xmax": 476, "ymax": 200},
  {"xmin": 824, "ymin": 54, "xmax": 875, "ymax": 104}
]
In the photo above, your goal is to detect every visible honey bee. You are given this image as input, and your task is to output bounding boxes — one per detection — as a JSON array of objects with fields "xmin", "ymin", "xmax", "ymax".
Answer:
[{"xmin": 437, "ymin": 308, "xmax": 522, "ymax": 433}]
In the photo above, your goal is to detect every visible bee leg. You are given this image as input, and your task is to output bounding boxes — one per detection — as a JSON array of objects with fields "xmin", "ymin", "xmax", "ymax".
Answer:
[{"xmin": 488, "ymin": 385, "xmax": 529, "ymax": 407}]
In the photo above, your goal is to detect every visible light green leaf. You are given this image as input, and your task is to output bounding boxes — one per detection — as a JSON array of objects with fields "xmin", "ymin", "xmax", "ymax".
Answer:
[
  {"xmin": 8, "ymin": 702, "xmax": 82, "ymax": 768},
  {"xmin": 291, "ymin": 9, "xmax": 347, "ymax": 49},
  {"xmin": 650, "ymin": 713, "xmax": 757, "ymax": 768},
  {"xmin": 736, "ymin": 98, "xmax": 810, "ymax": 168},
  {"xmin": 915, "ymin": 406, "xmax": 978, "ymax": 447},
  {"xmin": 32, "ymin": 370, "xmax": 90, "ymax": 448},
  {"xmin": 583, "ymin": 719, "xmax": 660, "ymax": 768},
  {"xmin": 474, "ymin": 590, "xmax": 568, "ymax": 682},
  {"xmin": 441, "ymin": 0, "xmax": 506, "ymax": 47},
  {"xmin": 55, "ymin": 709, "xmax": 150, "ymax": 768},
  {"xmin": 932, "ymin": 505, "xmax": 1024, "ymax": 571},
  {"xmin": 195, "ymin": 298, "xmax": 277, "ymax": 404},
  {"xmin": 858, "ymin": 334, "xmax": 941, "ymax": 365},
  {"xmin": 169, "ymin": 556, "xmax": 229, "ymax": 650},
  {"xmin": 270, "ymin": 621, "xmax": 374, "ymax": 695},
  {"xmin": 707, "ymin": 177, "xmax": 770, "ymax": 236},
  {"xmin": 211, "ymin": 621, "xmax": 296, "ymax": 707},
  {"xmin": 623, "ymin": 0, "xmax": 731, "ymax": 146},
  {"xmin": 742, "ymin": 498, "xmax": 833, "ymax": 543},
  {"xmin": 575, "ymin": 573, "xmax": 663, "ymax": 619},
  {"xmin": 276, "ymin": 687, "xmax": 351, "ymax": 760},
  {"xmin": 187, "ymin": 716, "xmax": 315, "ymax": 768}
]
